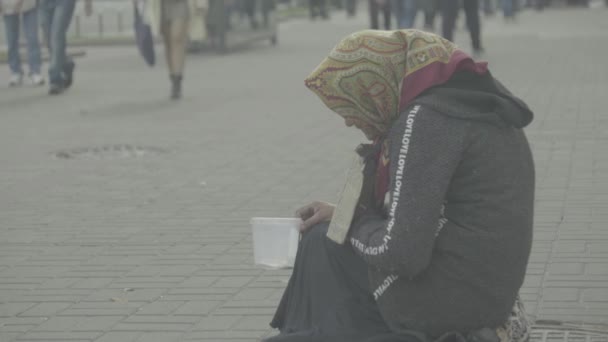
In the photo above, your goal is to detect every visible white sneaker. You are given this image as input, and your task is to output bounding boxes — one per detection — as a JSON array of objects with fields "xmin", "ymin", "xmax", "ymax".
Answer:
[
  {"xmin": 9, "ymin": 74, "xmax": 23, "ymax": 87},
  {"xmin": 29, "ymin": 74, "xmax": 45, "ymax": 86}
]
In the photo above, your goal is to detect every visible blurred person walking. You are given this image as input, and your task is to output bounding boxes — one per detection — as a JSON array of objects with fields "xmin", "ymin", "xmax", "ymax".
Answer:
[
  {"xmin": 440, "ymin": 0, "xmax": 484, "ymax": 56},
  {"xmin": 392, "ymin": 0, "xmax": 418, "ymax": 29},
  {"xmin": 533, "ymin": 0, "xmax": 552, "ymax": 10},
  {"xmin": 1, "ymin": 0, "xmax": 44, "ymax": 87},
  {"xmin": 501, "ymin": 0, "xmax": 516, "ymax": 21},
  {"xmin": 421, "ymin": 0, "xmax": 438, "ymax": 31},
  {"xmin": 39, "ymin": 0, "xmax": 92, "ymax": 95},
  {"xmin": 482, "ymin": 0, "xmax": 496, "ymax": 15},
  {"xmin": 369, "ymin": 0, "xmax": 391, "ymax": 29},
  {"xmin": 144, "ymin": 0, "xmax": 191, "ymax": 100},
  {"xmin": 309, "ymin": 0, "xmax": 329, "ymax": 19},
  {"xmin": 345, "ymin": 0, "xmax": 357, "ymax": 17}
]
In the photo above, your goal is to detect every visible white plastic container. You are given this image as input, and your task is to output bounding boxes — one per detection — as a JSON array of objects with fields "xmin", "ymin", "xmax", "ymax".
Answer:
[{"xmin": 250, "ymin": 217, "xmax": 301, "ymax": 269}]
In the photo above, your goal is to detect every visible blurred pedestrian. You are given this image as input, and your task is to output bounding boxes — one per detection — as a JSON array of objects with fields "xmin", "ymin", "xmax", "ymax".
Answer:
[
  {"xmin": 146, "ymin": 0, "xmax": 191, "ymax": 100},
  {"xmin": 309, "ymin": 0, "xmax": 329, "ymax": 20},
  {"xmin": 392, "ymin": 0, "xmax": 417, "ymax": 29},
  {"xmin": 39, "ymin": 0, "xmax": 92, "ymax": 95},
  {"xmin": 533, "ymin": 0, "xmax": 551, "ymax": 10},
  {"xmin": 482, "ymin": 0, "xmax": 496, "ymax": 15},
  {"xmin": 440, "ymin": 0, "xmax": 483, "ymax": 56},
  {"xmin": 422, "ymin": 0, "xmax": 438, "ymax": 31},
  {"xmin": 345, "ymin": 0, "xmax": 357, "ymax": 17},
  {"xmin": 369, "ymin": 0, "xmax": 391, "ymax": 30},
  {"xmin": 501, "ymin": 0, "xmax": 516, "ymax": 21},
  {"xmin": 1, "ymin": 0, "xmax": 44, "ymax": 87}
]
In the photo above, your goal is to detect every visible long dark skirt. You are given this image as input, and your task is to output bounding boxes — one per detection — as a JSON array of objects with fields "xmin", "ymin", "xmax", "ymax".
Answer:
[{"xmin": 264, "ymin": 223, "xmax": 427, "ymax": 342}]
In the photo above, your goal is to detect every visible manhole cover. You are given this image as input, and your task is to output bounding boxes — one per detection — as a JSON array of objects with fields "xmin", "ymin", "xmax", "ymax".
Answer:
[
  {"xmin": 532, "ymin": 321, "xmax": 608, "ymax": 342},
  {"xmin": 54, "ymin": 145, "xmax": 168, "ymax": 160}
]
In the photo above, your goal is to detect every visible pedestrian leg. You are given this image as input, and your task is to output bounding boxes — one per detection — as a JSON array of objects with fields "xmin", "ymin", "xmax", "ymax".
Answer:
[
  {"xmin": 463, "ymin": 0, "xmax": 482, "ymax": 53},
  {"xmin": 22, "ymin": 7, "xmax": 43, "ymax": 83},
  {"xmin": 168, "ymin": 17, "xmax": 189, "ymax": 99},
  {"xmin": 440, "ymin": 0, "xmax": 458, "ymax": 42},
  {"xmin": 369, "ymin": 0, "xmax": 380, "ymax": 29},
  {"xmin": 3, "ymin": 12, "xmax": 23, "ymax": 85},
  {"xmin": 382, "ymin": 2, "xmax": 391, "ymax": 29}
]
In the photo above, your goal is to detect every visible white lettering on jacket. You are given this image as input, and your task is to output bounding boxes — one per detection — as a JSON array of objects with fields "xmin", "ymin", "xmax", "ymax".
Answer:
[
  {"xmin": 435, "ymin": 204, "xmax": 448, "ymax": 236},
  {"xmin": 373, "ymin": 274, "xmax": 400, "ymax": 300},
  {"xmin": 383, "ymin": 105, "xmax": 418, "ymax": 245},
  {"xmin": 351, "ymin": 105, "xmax": 420, "ymax": 257}
]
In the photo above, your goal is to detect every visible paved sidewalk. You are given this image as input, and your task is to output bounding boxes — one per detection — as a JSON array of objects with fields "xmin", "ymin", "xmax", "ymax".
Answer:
[{"xmin": 1, "ymin": 6, "xmax": 608, "ymax": 342}]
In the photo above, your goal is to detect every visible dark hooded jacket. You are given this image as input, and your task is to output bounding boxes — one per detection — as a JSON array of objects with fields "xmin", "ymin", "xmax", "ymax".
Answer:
[{"xmin": 348, "ymin": 72, "xmax": 535, "ymax": 336}]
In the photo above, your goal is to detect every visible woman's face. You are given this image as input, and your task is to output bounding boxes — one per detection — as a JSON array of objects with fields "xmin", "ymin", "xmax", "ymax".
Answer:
[{"xmin": 344, "ymin": 117, "xmax": 380, "ymax": 141}]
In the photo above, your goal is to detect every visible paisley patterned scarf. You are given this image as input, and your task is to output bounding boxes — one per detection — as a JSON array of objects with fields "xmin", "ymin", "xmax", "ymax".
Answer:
[{"xmin": 305, "ymin": 29, "xmax": 488, "ymax": 202}]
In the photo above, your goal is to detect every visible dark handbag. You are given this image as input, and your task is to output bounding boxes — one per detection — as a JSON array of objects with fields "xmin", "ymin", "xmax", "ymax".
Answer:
[{"xmin": 134, "ymin": 1, "xmax": 156, "ymax": 67}]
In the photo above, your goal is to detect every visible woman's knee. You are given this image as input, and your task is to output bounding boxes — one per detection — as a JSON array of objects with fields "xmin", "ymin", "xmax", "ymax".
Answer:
[{"xmin": 169, "ymin": 20, "xmax": 189, "ymax": 43}]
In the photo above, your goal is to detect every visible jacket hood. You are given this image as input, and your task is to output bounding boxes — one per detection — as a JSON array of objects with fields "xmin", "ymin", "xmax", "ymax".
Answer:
[{"xmin": 414, "ymin": 71, "xmax": 533, "ymax": 128}]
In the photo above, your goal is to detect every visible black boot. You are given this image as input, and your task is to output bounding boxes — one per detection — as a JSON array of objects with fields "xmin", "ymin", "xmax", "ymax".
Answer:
[{"xmin": 170, "ymin": 74, "xmax": 182, "ymax": 100}]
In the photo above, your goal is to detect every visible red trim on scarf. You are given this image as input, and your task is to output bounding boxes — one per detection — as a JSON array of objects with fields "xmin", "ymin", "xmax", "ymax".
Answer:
[{"xmin": 399, "ymin": 50, "xmax": 488, "ymax": 111}]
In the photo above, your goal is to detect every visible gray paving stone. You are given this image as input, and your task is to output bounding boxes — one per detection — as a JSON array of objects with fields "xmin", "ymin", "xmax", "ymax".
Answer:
[
  {"xmin": 167, "ymin": 287, "xmax": 237, "ymax": 295},
  {"xmin": 59, "ymin": 308, "xmax": 140, "ymax": 317},
  {"xmin": 547, "ymin": 263, "xmax": 585, "ymax": 275},
  {"xmin": 222, "ymin": 300, "xmax": 278, "ymax": 309},
  {"xmin": 160, "ymin": 294, "xmax": 234, "ymax": 302},
  {"xmin": 233, "ymin": 316, "xmax": 274, "ymax": 331},
  {"xmin": 0, "ymin": 317, "xmax": 44, "ymax": 333},
  {"xmin": 541, "ymin": 288, "xmax": 581, "ymax": 302},
  {"xmin": 36, "ymin": 278, "xmax": 80, "ymax": 289},
  {"xmin": 211, "ymin": 277, "xmax": 254, "ymax": 288},
  {"xmin": 32, "ymin": 316, "xmax": 124, "ymax": 332},
  {"xmin": 135, "ymin": 332, "xmax": 184, "ymax": 342},
  {"xmin": 192, "ymin": 315, "xmax": 243, "ymax": 331},
  {"xmin": 94, "ymin": 332, "xmax": 141, "ymax": 342},
  {"xmin": 0, "ymin": 303, "xmax": 36, "ymax": 318},
  {"xmin": 19, "ymin": 303, "xmax": 73, "ymax": 317},
  {"xmin": 583, "ymin": 289, "xmax": 608, "ymax": 302},
  {"xmin": 122, "ymin": 315, "xmax": 201, "ymax": 324},
  {"xmin": 173, "ymin": 301, "xmax": 221, "ymax": 316},
  {"xmin": 183, "ymin": 330, "xmax": 267, "ymax": 340},
  {"xmin": 85, "ymin": 289, "xmax": 165, "ymax": 302},
  {"xmin": 586, "ymin": 263, "xmax": 608, "ymax": 275},
  {"xmin": 15, "ymin": 331, "xmax": 102, "ymax": 340},
  {"xmin": 175, "ymin": 277, "xmax": 219, "ymax": 288},
  {"xmin": 112, "ymin": 323, "xmax": 192, "ymax": 332},
  {"xmin": 71, "ymin": 278, "xmax": 115, "ymax": 289},
  {"xmin": 16, "ymin": 340, "xmax": 90, "ymax": 342},
  {"xmin": 232, "ymin": 288, "xmax": 277, "ymax": 301},
  {"xmin": 134, "ymin": 301, "xmax": 184, "ymax": 316},
  {"xmin": 2, "ymin": 266, "xmax": 71, "ymax": 278},
  {"xmin": 0, "ymin": 332, "xmax": 21, "ymax": 342},
  {"xmin": 213, "ymin": 307, "xmax": 277, "ymax": 316}
]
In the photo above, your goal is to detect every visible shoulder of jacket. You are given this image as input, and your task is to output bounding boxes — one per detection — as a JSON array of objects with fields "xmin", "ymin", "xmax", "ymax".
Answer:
[{"xmin": 387, "ymin": 103, "xmax": 473, "ymax": 144}]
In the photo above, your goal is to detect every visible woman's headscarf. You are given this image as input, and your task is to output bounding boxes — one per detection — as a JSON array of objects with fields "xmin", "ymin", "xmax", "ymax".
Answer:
[
  {"xmin": 307, "ymin": 30, "xmax": 490, "ymax": 226},
  {"xmin": 304, "ymin": 29, "xmax": 488, "ymax": 138}
]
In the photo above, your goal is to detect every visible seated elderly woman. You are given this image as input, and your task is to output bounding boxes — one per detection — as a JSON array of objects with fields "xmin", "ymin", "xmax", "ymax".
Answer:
[{"xmin": 265, "ymin": 30, "xmax": 535, "ymax": 342}]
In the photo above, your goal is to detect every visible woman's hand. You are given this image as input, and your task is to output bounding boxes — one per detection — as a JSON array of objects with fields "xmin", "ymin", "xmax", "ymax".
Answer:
[{"xmin": 295, "ymin": 201, "xmax": 335, "ymax": 232}]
